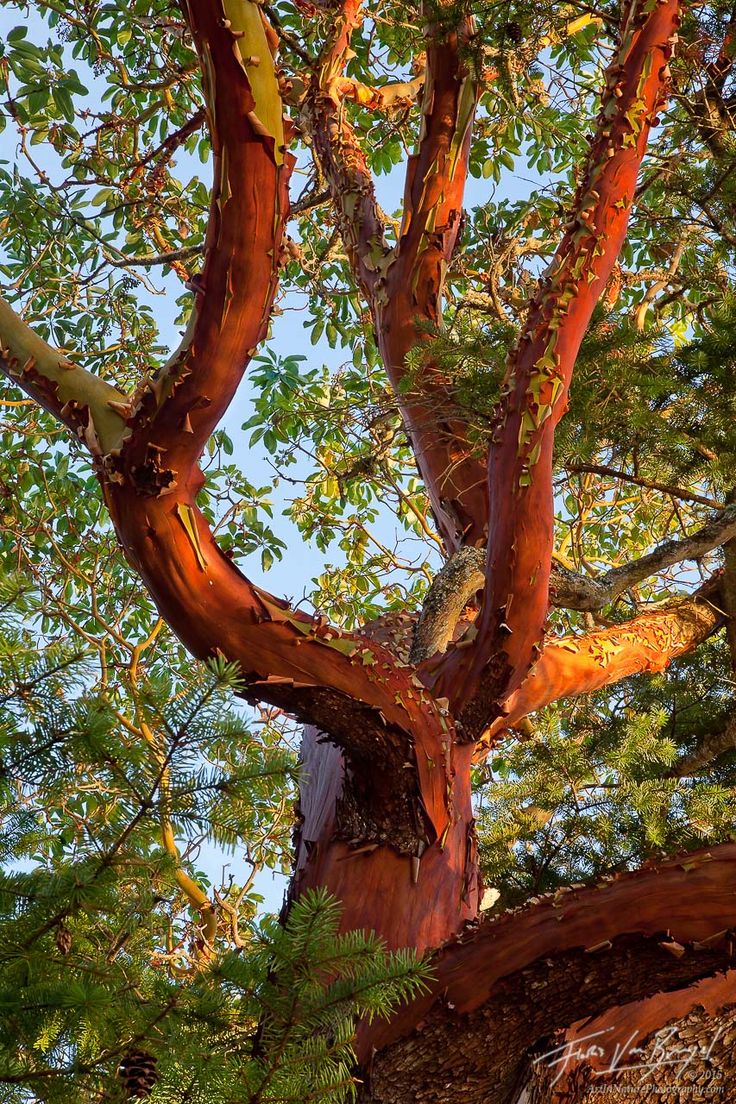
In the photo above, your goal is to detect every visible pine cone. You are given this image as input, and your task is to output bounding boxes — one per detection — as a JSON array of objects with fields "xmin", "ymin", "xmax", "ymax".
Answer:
[
  {"xmin": 118, "ymin": 1051, "xmax": 158, "ymax": 1099},
  {"xmin": 55, "ymin": 925, "xmax": 72, "ymax": 956},
  {"xmin": 503, "ymin": 20, "xmax": 523, "ymax": 43}
]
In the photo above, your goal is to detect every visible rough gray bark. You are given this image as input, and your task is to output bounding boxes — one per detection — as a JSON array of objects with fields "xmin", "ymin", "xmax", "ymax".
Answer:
[{"xmin": 668, "ymin": 714, "xmax": 736, "ymax": 777}]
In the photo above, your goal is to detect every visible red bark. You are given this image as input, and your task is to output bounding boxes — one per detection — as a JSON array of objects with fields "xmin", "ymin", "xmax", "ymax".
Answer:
[
  {"xmin": 375, "ymin": 18, "xmax": 490, "ymax": 552},
  {"xmin": 551, "ymin": 971, "xmax": 736, "ymax": 1089},
  {"xmin": 288, "ymin": 728, "xmax": 478, "ymax": 952},
  {"xmin": 359, "ymin": 842, "xmax": 736, "ymax": 1103},
  {"xmin": 482, "ymin": 581, "xmax": 724, "ymax": 748},
  {"xmin": 96, "ymin": 0, "xmax": 482, "ymax": 950},
  {"xmin": 426, "ymin": 0, "xmax": 682, "ymax": 736},
  {"xmin": 8, "ymin": 1, "xmax": 732, "ymax": 1096}
]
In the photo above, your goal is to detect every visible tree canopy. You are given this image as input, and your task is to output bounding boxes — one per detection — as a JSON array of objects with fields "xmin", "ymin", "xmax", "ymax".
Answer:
[{"xmin": 3, "ymin": 0, "xmax": 736, "ymax": 1100}]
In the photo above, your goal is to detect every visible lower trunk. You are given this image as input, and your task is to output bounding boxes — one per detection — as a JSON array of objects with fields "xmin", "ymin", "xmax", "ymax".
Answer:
[{"xmin": 288, "ymin": 726, "xmax": 480, "ymax": 953}]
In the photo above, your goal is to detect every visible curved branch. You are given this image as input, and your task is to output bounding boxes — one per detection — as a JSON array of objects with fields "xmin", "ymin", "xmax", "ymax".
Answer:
[
  {"xmin": 0, "ymin": 297, "xmax": 127, "ymax": 455},
  {"xmin": 377, "ymin": 14, "xmax": 489, "ymax": 552},
  {"xmin": 426, "ymin": 0, "xmax": 682, "ymax": 732},
  {"xmin": 409, "ymin": 546, "xmax": 485, "ymax": 663},
  {"xmin": 302, "ymin": 0, "xmax": 391, "ymax": 300},
  {"xmin": 526, "ymin": 975, "xmax": 736, "ymax": 1101},
  {"xmin": 360, "ymin": 841, "xmax": 736, "ymax": 1104},
  {"xmin": 116, "ymin": 0, "xmax": 293, "ymax": 484},
  {"xmin": 0, "ymin": 0, "xmax": 453, "ymax": 858},
  {"xmin": 482, "ymin": 580, "xmax": 724, "ymax": 748}
]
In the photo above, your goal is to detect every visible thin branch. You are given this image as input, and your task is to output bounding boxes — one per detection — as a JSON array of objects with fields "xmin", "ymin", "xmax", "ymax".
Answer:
[
  {"xmin": 667, "ymin": 713, "xmax": 736, "ymax": 777},
  {"xmin": 551, "ymin": 503, "xmax": 736, "ymax": 611},
  {"xmin": 565, "ymin": 463, "xmax": 723, "ymax": 509},
  {"xmin": 105, "ymin": 244, "xmax": 203, "ymax": 269}
]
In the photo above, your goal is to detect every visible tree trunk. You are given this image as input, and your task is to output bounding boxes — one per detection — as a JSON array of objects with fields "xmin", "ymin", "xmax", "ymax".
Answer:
[{"xmin": 288, "ymin": 727, "xmax": 479, "ymax": 953}]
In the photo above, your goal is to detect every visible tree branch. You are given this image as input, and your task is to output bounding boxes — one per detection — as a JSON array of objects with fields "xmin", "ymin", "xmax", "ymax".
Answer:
[
  {"xmin": 667, "ymin": 713, "xmax": 736, "ymax": 777},
  {"xmin": 565, "ymin": 463, "xmax": 723, "ymax": 509},
  {"xmin": 105, "ymin": 245, "xmax": 203, "ymax": 269},
  {"xmin": 0, "ymin": 1, "xmax": 454, "ymax": 858},
  {"xmin": 303, "ymin": 4, "xmax": 489, "ymax": 553},
  {"xmin": 0, "ymin": 297, "xmax": 127, "ymax": 455},
  {"xmin": 116, "ymin": 0, "xmax": 293, "ymax": 482},
  {"xmin": 525, "ymin": 973, "xmax": 736, "ymax": 1101},
  {"xmin": 330, "ymin": 71, "xmax": 426, "ymax": 113},
  {"xmin": 409, "ymin": 546, "xmax": 485, "ymax": 663},
  {"xmin": 426, "ymin": 0, "xmax": 682, "ymax": 734},
  {"xmin": 551, "ymin": 503, "xmax": 736, "ymax": 611},
  {"xmin": 360, "ymin": 841, "xmax": 736, "ymax": 1104},
  {"xmin": 376, "ymin": 12, "xmax": 490, "ymax": 552},
  {"xmin": 302, "ymin": 0, "xmax": 392, "ymax": 300},
  {"xmin": 482, "ymin": 579, "xmax": 724, "ymax": 748}
]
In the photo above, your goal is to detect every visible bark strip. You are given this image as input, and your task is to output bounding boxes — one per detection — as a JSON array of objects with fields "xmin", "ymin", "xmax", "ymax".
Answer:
[{"xmin": 361, "ymin": 841, "xmax": 736, "ymax": 1103}]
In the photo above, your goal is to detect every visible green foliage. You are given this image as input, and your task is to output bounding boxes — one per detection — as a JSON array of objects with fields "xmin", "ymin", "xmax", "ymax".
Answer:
[
  {"xmin": 3, "ymin": 0, "xmax": 736, "ymax": 1094},
  {"xmin": 0, "ymin": 572, "xmax": 429, "ymax": 1102},
  {"xmin": 476, "ymin": 637, "xmax": 736, "ymax": 910}
]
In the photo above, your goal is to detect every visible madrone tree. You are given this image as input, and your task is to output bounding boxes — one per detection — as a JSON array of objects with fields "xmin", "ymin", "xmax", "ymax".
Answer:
[{"xmin": 4, "ymin": 0, "xmax": 736, "ymax": 1099}]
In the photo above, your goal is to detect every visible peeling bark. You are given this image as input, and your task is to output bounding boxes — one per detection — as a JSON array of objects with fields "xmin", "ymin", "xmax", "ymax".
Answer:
[
  {"xmin": 427, "ymin": 0, "xmax": 682, "ymax": 736},
  {"xmin": 8, "ymin": 2, "xmax": 736, "ymax": 1099},
  {"xmin": 359, "ymin": 841, "xmax": 736, "ymax": 1103},
  {"xmin": 523, "ymin": 985, "xmax": 736, "ymax": 1102},
  {"xmin": 483, "ymin": 580, "xmax": 723, "ymax": 749}
]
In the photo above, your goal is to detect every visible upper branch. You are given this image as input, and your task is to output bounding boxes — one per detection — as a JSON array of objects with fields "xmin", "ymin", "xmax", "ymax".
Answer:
[
  {"xmin": 426, "ymin": 0, "xmax": 682, "ymax": 733},
  {"xmin": 115, "ymin": 0, "xmax": 293, "ymax": 492},
  {"xmin": 303, "ymin": 4, "xmax": 490, "ymax": 553},
  {"xmin": 302, "ymin": 0, "xmax": 392, "ymax": 301},
  {"xmin": 375, "ymin": 11, "xmax": 490, "ymax": 552}
]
